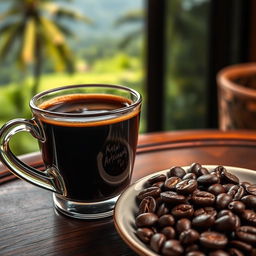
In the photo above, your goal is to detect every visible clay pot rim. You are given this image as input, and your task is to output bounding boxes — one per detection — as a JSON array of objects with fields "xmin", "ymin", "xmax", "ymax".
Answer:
[{"xmin": 217, "ymin": 62, "xmax": 256, "ymax": 98}]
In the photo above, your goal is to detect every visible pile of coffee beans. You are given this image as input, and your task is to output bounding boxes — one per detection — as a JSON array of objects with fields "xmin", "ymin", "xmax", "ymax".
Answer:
[{"xmin": 135, "ymin": 163, "xmax": 256, "ymax": 256}]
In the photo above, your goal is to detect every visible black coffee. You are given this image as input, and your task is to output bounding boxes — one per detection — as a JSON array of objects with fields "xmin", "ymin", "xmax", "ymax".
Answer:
[{"xmin": 38, "ymin": 94, "xmax": 140, "ymax": 201}]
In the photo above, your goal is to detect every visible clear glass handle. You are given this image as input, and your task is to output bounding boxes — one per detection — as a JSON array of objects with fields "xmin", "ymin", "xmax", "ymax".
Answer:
[{"xmin": 0, "ymin": 118, "xmax": 66, "ymax": 195}]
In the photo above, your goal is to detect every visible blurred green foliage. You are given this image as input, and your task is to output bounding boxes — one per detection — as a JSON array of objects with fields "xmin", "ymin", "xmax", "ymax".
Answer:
[
  {"xmin": 164, "ymin": 0, "xmax": 209, "ymax": 130},
  {"xmin": 0, "ymin": 52, "xmax": 145, "ymax": 155},
  {"xmin": 0, "ymin": 0, "xmax": 92, "ymax": 97}
]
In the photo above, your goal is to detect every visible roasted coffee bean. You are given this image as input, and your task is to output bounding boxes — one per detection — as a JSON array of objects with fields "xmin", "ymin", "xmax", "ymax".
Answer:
[
  {"xmin": 139, "ymin": 196, "xmax": 156, "ymax": 214},
  {"xmin": 197, "ymin": 174, "xmax": 219, "ymax": 186},
  {"xmin": 193, "ymin": 208, "xmax": 208, "ymax": 217},
  {"xmin": 241, "ymin": 195, "xmax": 256, "ymax": 209},
  {"xmin": 230, "ymin": 240, "xmax": 253, "ymax": 252},
  {"xmin": 136, "ymin": 228, "xmax": 154, "ymax": 243},
  {"xmin": 198, "ymin": 167, "xmax": 210, "ymax": 176},
  {"xmin": 179, "ymin": 229, "xmax": 199, "ymax": 244},
  {"xmin": 171, "ymin": 204, "xmax": 194, "ymax": 219},
  {"xmin": 215, "ymin": 214, "xmax": 237, "ymax": 231},
  {"xmin": 221, "ymin": 169, "xmax": 239, "ymax": 184},
  {"xmin": 194, "ymin": 207, "xmax": 217, "ymax": 217},
  {"xmin": 155, "ymin": 196, "xmax": 163, "ymax": 207},
  {"xmin": 199, "ymin": 231, "xmax": 228, "ymax": 249},
  {"xmin": 183, "ymin": 173, "xmax": 197, "ymax": 180},
  {"xmin": 164, "ymin": 177, "xmax": 181, "ymax": 190},
  {"xmin": 214, "ymin": 165, "xmax": 225, "ymax": 173},
  {"xmin": 235, "ymin": 187, "xmax": 246, "ymax": 201},
  {"xmin": 161, "ymin": 226, "xmax": 176, "ymax": 239},
  {"xmin": 161, "ymin": 240, "xmax": 184, "ymax": 256},
  {"xmin": 227, "ymin": 185, "xmax": 239, "ymax": 196},
  {"xmin": 223, "ymin": 183, "xmax": 235, "ymax": 192},
  {"xmin": 217, "ymin": 210, "xmax": 241, "ymax": 228},
  {"xmin": 234, "ymin": 186, "xmax": 245, "ymax": 200},
  {"xmin": 209, "ymin": 250, "xmax": 229, "ymax": 256},
  {"xmin": 204, "ymin": 207, "xmax": 218, "ymax": 217},
  {"xmin": 228, "ymin": 201, "xmax": 246, "ymax": 214},
  {"xmin": 176, "ymin": 218, "xmax": 191, "ymax": 234},
  {"xmin": 152, "ymin": 181, "xmax": 165, "ymax": 189},
  {"xmin": 211, "ymin": 171, "xmax": 222, "ymax": 179},
  {"xmin": 150, "ymin": 233, "xmax": 166, "ymax": 253},
  {"xmin": 186, "ymin": 251, "xmax": 206, "ymax": 256},
  {"xmin": 176, "ymin": 179, "xmax": 198, "ymax": 194},
  {"xmin": 240, "ymin": 181, "xmax": 251, "ymax": 190},
  {"xmin": 188, "ymin": 163, "xmax": 202, "ymax": 176},
  {"xmin": 228, "ymin": 185, "xmax": 245, "ymax": 200},
  {"xmin": 216, "ymin": 193, "xmax": 233, "ymax": 209},
  {"xmin": 160, "ymin": 191, "xmax": 186, "ymax": 204},
  {"xmin": 135, "ymin": 213, "xmax": 158, "ymax": 227},
  {"xmin": 134, "ymin": 164, "xmax": 256, "ymax": 255},
  {"xmin": 208, "ymin": 184, "xmax": 225, "ymax": 195},
  {"xmin": 168, "ymin": 166, "xmax": 186, "ymax": 178},
  {"xmin": 192, "ymin": 214, "xmax": 215, "ymax": 229},
  {"xmin": 157, "ymin": 203, "xmax": 169, "ymax": 217},
  {"xmin": 228, "ymin": 248, "xmax": 244, "ymax": 256},
  {"xmin": 241, "ymin": 209, "xmax": 256, "ymax": 226},
  {"xmin": 245, "ymin": 184, "xmax": 256, "ymax": 196},
  {"xmin": 235, "ymin": 226, "xmax": 256, "ymax": 244},
  {"xmin": 235, "ymin": 215, "xmax": 241, "ymax": 228},
  {"xmin": 185, "ymin": 244, "xmax": 199, "ymax": 253},
  {"xmin": 158, "ymin": 214, "xmax": 175, "ymax": 227},
  {"xmin": 147, "ymin": 174, "xmax": 167, "ymax": 186},
  {"xmin": 217, "ymin": 209, "xmax": 233, "ymax": 218},
  {"xmin": 137, "ymin": 186, "xmax": 161, "ymax": 201},
  {"xmin": 213, "ymin": 166, "xmax": 225, "ymax": 179},
  {"xmin": 191, "ymin": 190, "xmax": 215, "ymax": 206}
]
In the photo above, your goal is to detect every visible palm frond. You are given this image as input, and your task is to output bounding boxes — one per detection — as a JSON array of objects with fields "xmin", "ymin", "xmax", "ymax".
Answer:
[
  {"xmin": 0, "ymin": 21, "xmax": 19, "ymax": 35},
  {"xmin": 22, "ymin": 18, "xmax": 36, "ymax": 64},
  {"xmin": 114, "ymin": 10, "xmax": 144, "ymax": 27},
  {"xmin": 0, "ymin": 7, "xmax": 20, "ymax": 21},
  {"xmin": 42, "ymin": 3, "xmax": 92, "ymax": 24},
  {"xmin": 0, "ymin": 23, "xmax": 22, "ymax": 62},
  {"xmin": 0, "ymin": 0, "xmax": 91, "ymax": 94},
  {"xmin": 40, "ymin": 17, "xmax": 65, "ymax": 44},
  {"xmin": 39, "ymin": 31, "xmax": 63, "ymax": 71},
  {"xmin": 44, "ymin": 35, "xmax": 74, "ymax": 73},
  {"xmin": 0, "ymin": 0, "xmax": 21, "ymax": 2},
  {"xmin": 56, "ymin": 44, "xmax": 74, "ymax": 73},
  {"xmin": 53, "ymin": 22, "xmax": 75, "ymax": 37},
  {"xmin": 117, "ymin": 29, "xmax": 143, "ymax": 48},
  {"xmin": 56, "ymin": 9, "xmax": 92, "ymax": 24}
]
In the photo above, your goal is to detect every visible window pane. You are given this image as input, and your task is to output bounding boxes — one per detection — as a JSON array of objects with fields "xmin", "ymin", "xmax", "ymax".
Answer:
[{"xmin": 164, "ymin": 0, "xmax": 210, "ymax": 130}]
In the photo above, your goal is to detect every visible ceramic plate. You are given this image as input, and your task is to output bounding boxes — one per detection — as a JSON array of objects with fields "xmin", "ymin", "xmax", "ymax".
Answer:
[{"xmin": 113, "ymin": 165, "xmax": 256, "ymax": 256}]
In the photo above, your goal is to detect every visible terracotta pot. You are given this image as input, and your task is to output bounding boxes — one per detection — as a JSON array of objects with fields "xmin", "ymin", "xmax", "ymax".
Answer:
[{"xmin": 217, "ymin": 62, "xmax": 256, "ymax": 130}]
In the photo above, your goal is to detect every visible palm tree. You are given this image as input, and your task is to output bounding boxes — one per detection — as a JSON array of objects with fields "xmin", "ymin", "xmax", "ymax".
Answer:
[
  {"xmin": 0, "ymin": 0, "xmax": 92, "ymax": 96},
  {"xmin": 114, "ymin": 9, "xmax": 144, "ymax": 48}
]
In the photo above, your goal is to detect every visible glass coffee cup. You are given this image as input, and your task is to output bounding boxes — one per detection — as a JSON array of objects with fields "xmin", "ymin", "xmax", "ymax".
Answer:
[{"xmin": 0, "ymin": 84, "xmax": 142, "ymax": 219}]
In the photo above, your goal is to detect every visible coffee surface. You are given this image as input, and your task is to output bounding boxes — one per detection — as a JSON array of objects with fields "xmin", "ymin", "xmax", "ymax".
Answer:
[
  {"xmin": 44, "ymin": 94, "xmax": 130, "ymax": 114},
  {"xmin": 38, "ymin": 94, "xmax": 140, "ymax": 201}
]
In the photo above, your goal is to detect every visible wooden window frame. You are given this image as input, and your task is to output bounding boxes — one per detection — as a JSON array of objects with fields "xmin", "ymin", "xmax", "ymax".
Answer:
[{"xmin": 145, "ymin": 0, "xmax": 254, "ymax": 132}]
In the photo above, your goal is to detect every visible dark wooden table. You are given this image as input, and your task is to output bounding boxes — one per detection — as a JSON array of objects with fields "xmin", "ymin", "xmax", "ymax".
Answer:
[{"xmin": 1, "ymin": 130, "xmax": 256, "ymax": 256}]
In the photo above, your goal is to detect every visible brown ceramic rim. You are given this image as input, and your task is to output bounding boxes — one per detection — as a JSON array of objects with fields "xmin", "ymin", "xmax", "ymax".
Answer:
[{"xmin": 217, "ymin": 62, "xmax": 256, "ymax": 98}]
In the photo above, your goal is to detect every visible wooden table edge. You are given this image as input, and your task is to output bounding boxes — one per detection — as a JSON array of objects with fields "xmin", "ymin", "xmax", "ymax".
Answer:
[{"xmin": 2, "ymin": 129, "xmax": 256, "ymax": 179}]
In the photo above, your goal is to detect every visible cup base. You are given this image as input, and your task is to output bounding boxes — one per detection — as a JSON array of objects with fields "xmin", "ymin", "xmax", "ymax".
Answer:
[{"xmin": 53, "ymin": 194, "xmax": 119, "ymax": 219}]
